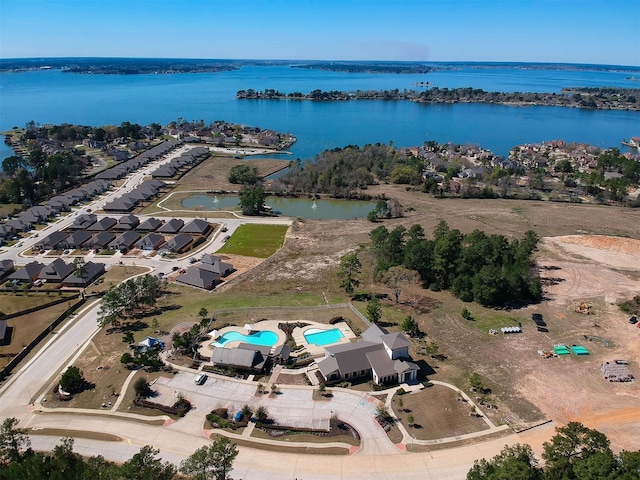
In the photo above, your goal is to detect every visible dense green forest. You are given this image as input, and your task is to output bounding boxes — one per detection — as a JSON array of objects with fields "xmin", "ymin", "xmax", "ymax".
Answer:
[{"xmin": 369, "ymin": 221, "xmax": 542, "ymax": 307}]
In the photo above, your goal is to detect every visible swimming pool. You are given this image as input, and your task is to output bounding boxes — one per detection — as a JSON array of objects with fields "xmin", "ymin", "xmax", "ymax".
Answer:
[
  {"xmin": 303, "ymin": 328, "xmax": 344, "ymax": 347},
  {"xmin": 212, "ymin": 330, "xmax": 279, "ymax": 347}
]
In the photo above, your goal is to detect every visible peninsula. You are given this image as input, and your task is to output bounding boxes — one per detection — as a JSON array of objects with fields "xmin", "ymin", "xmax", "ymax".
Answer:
[{"xmin": 236, "ymin": 86, "xmax": 640, "ymax": 111}]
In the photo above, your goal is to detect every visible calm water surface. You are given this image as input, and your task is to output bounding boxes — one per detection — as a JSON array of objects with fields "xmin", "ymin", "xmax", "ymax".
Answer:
[
  {"xmin": 1, "ymin": 65, "xmax": 638, "ymax": 161},
  {"xmin": 182, "ymin": 194, "xmax": 375, "ymax": 220}
]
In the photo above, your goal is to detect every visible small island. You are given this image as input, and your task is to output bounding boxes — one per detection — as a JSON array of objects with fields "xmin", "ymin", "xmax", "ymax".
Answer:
[{"xmin": 237, "ymin": 86, "xmax": 640, "ymax": 111}]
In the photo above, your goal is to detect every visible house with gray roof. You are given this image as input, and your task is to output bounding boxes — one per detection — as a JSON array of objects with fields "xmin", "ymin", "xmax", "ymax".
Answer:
[
  {"xmin": 137, "ymin": 217, "xmax": 163, "ymax": 232},
  {"xmin": 87, "ymin": 217, "xmax": 117, "ymax": 232},
  {"xmin": 0, "ymin": 259, "xmax": 15, "ymax": 282},
  {"xmin": 109, "ymin": 231, "xmax": 141, "ymax": 253},
  {"xmin": 316, "ymin": 325, "xmax": 418, "ymax": 386},
  {"xmin": 38, "ymin": 259, "xmax": 74, "ymax": 283},
  {"xmin": 35, "ymin": 231, "xmax": 69, "ymax": 251},
  {"xmin": 164, "ymin": 233, "xmax": 193, "ymax": 253},
  {"xmin": 114, "ymin": 214, "xmax": 140, "ymax": 231},
  {"xmin": 136, "ymin": 233, "xmax": 165, "ymax": 251},
  {"xmin": 69, "ymin": 214, "xmax": 97, "ymax": 230},
  {"xmin": 175, "ymin": 267, "xmax": 219, "ymax": 290},
  {"xmin": 88, "ymin": 232, "xmax": 116, "ymax": 251},
  {"xmin": 61, "ymin": 262, "xmax": 106, "ymax": 287},
  {"xmin": 199, "ymin": 254, "xmax": 233, "ymax": 277},
  {"xmin": 158, "ymin": 218, "xmax": 184, "ymax": 234},
  {"xmin": 5, "ymin": 218, "xmax": 31, "ymax": 233},
  {"xmin": 180, "ymin": 218, "xmax": 212, "ymax": 235},
  {"xmin": 61, "ymin": 230, "xmax": 93, "ymax": 250},
  {"xmin": 8, "ymin": 261, "xmax": 45, "ymax": 284},
  {"xmin": 210, "ymin": 343, "xmax": 270, "ymax": 374},
  {"xmin": 103, "ymin": 196, "xmax": 136, "ymax": 212},
  {"xmin": 0, "ymin": 224, "xmax": 14, "ymax": 240}
]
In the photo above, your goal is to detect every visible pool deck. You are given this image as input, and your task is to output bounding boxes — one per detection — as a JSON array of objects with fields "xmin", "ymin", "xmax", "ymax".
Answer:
[
  {"xmin": 293, "ymin": 321, "xmax": 357, "ymax": 357},
  {"xmin": 199, "ymin": 320, "xmax": 357, "ymax": 359}
]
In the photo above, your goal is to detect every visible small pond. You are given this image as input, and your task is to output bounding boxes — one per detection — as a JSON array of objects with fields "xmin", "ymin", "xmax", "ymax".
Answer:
[{"xmin": 182, "ymin": 194, "xmax": 375, "ymax": 220}]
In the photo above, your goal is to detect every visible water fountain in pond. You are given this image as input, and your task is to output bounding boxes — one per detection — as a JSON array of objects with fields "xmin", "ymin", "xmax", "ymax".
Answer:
[
  {"xmin": 213, "ymin": 196, "xmax": 220, "ymax": 204},
  {"xmin": 311, "ymin": 200, "xmax": 317, "ymax": 209}
]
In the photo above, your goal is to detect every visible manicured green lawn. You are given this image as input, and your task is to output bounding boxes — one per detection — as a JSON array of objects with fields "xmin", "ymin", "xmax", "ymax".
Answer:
[{"xmin": 217, "ymin": 224, "xmax": 288, "ymax": 258}]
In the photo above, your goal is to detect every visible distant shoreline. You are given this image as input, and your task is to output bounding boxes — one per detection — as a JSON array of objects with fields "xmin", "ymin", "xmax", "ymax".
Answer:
[{"xmin": 1, "ymin": 58, "xmax": 639, "ymax": 75}]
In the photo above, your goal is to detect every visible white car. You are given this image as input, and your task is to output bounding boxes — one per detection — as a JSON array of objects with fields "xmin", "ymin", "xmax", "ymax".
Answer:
[{"xmin": 194, "ymin": 373, "xmax": 207, "ymax": 385}]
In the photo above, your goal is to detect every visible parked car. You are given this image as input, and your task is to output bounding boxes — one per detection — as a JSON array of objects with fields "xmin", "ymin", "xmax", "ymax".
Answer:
[{"xmin": 194, "ymin": 373, "xmax": 207, "ymax": 385}]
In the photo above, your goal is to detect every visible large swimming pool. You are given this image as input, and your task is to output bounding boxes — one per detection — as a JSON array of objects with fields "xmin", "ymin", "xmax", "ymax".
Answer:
[
  {"xmin": 303, "ymin": 328, "xmax": 344, "ymax": 347},
  {"xmin": 212, "ymin": 330, "xmax": 279, "ymax": 347}
]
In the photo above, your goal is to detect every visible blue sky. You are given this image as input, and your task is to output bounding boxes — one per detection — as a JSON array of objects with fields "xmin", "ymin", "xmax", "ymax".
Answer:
[{"xmin": 1, "ymin": 0, "xmax": 639, "ymax": 66}]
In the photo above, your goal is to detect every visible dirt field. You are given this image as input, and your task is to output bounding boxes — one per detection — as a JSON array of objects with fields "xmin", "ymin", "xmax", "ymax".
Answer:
[{"xmin": 517, "ymin": 235, "xmax": 640, "ymax": 451}]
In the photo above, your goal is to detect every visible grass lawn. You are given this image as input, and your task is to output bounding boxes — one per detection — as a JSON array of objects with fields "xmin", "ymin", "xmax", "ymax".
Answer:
[
  {"xmin": 393, "ymin": 385, "xmax": 490, "ymax": 441},
  {"xmin": 0, "ymin": 300, "xmax": 78, "ymax": 370},
  {"xmin": 0, "ymin": 291, "xmax": 77, "ymax": 316},
  {"xmin": 85, "ymin": 265, "xmax": 150, "ymax": 295},
  {"xmin": 217, "ymin": 224, "xmax": 288, "ymax": 258},
  {"xmin": 0, "ymin": 203, "xmax": 21, "ymax": 217}
]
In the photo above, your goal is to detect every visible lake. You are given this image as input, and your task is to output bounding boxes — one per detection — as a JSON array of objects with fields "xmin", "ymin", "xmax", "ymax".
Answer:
[
  {"xmin": 1, "ymin": 63, "xmax": 639, "ymax": 162},
  {"xmin": 181, "ymin": 194, "xmax": 375, "ymax": 220}
]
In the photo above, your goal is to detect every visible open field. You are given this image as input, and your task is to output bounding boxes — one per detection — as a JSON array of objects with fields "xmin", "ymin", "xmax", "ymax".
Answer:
[
  {"xmin": 0, "ymin": 291, "xmax": 77, "ymax": 315},
  {"xmin": 393, "ymin": 385, "xmax": 489, "ymax": 440},
  {"xmin": 217, "ymin": 224, "xmax": 289, "ymax": 258}
]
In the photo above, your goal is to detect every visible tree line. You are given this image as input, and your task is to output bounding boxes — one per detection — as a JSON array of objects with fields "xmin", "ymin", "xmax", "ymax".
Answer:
[
  {"xmin": 467, "ymin": 422, "xmax": 640, "ymax": 480},
  {"xmin": 0, "ymin": 417, "xmax": 239, "ymax": 480},
  {"xmin": 368, "ymin": 221, "xmax": 541, "ymax": 307}
]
